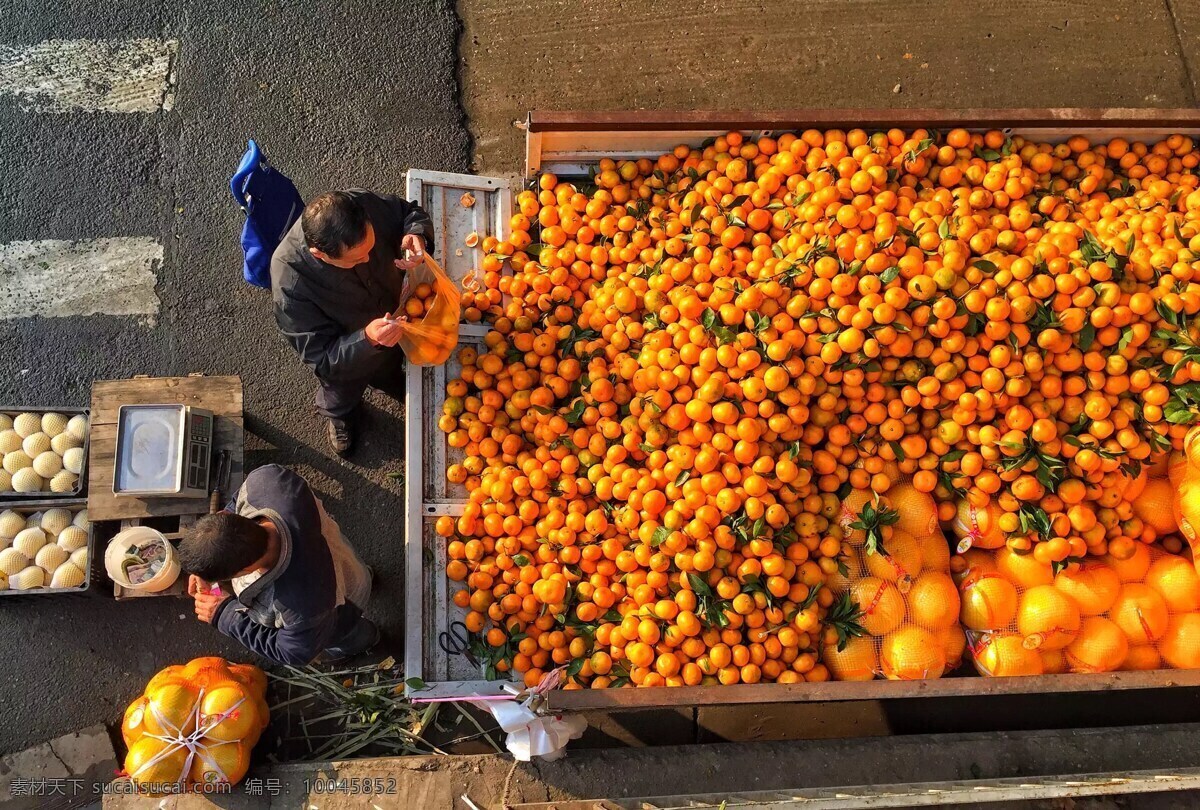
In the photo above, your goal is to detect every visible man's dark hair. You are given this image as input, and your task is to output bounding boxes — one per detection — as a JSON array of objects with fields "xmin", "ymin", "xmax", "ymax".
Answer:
[
  {"xmin": 301, "ymin": 191, "xmax": 369, "ymax": 257},
  {"xmin": 177, "ymin": 513, "xmax": 269, "ymax": 581}
]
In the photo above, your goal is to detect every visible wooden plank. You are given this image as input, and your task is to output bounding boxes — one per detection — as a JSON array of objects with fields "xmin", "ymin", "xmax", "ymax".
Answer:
[
  {"xmin": 544, "ymin": 669, "xmax": 1200, "ymax": 712},
  {"xmin": 87, "ymin": 376, "xmax": 244, "ymax": 521},
  {"xmin": 508, "ymin": 767, "xmax": 1200, "ymax": 809},
  {"xmin": 525, "ymin": 110, "xmax": 1200, "ymax": 176},
  {"xmin": 526, "ymin": 108, "xmax": 1200, "ymax": 133}
]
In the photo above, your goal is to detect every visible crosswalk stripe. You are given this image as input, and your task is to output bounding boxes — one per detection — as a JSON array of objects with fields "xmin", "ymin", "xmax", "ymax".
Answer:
[
  {"xmin": 0, "ymin": 38, "xmax": 177, "ymax": 113},
  {"xmin": 0, "ymin": 238, "xmax": 162, "ymax": 319}
]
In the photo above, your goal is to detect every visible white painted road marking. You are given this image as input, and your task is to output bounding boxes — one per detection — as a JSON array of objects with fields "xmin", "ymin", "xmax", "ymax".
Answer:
[
  {"xmin": 0, "ymin": 238, "xmax": 162, "ymax": 319},
  {"xmin": 0, "ymin": 38, "xmax": 177, "ymax": 113}
]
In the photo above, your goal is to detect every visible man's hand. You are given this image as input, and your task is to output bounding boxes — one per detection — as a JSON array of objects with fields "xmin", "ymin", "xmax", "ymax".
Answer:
[
  {"xmin": 394, "ymin": 234, "xmax": 426, "ymax": 270},
  {"xmin": 365, "ymin": 317, "xmax": 403, "ymax": 347},
  {"xmin": 189, "ymin": 576, "xmax": 230, "ymax": 624},
  {"xmin": 187, "ymin": 574, "xmax": 206, "ymax": 596}
]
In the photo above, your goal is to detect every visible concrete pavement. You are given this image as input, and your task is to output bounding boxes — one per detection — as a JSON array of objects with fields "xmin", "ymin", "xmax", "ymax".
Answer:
[
  {"xmin": 101, "ymin": 723, "xmax": 1200, "ymax": 808},
  {"xmin": 460, "ymin": 0, "xmax": 1200, "ymax": 175}
]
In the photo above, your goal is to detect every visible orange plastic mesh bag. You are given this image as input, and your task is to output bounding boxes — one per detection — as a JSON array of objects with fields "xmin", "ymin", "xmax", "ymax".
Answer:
[
  {"xmin": 393, "ymin": 254, "xmax": 461, "ymax": 366},
  {"xmin": 1172, "ymin": 426, "xmax": 1200, "ymax": 572},
  {"xmin": 120, "ymin": 657, "xmax": 268, "ymax": 793},
  {"xmin": 953, "ymin": 542, "xmax": 1200, "ymax": 675},
  {"xmin": 824, "ymin": 483, "xmax": 962, "ymax": 681}
]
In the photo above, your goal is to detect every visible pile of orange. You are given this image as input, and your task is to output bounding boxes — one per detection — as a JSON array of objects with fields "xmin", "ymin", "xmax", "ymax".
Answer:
[{"xmin": 438, "ymin": 128, "xmax": 1200, "ymax": 688}]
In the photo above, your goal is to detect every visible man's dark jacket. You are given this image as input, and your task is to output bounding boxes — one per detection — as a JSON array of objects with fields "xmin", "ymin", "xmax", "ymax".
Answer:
[
  {"xmin": 269, "ymin": 189, "xmax": 434, "ymax": 383},
  {"xmin": 211, "ymin": 465, "xmax": 350, "ymax": 665}
]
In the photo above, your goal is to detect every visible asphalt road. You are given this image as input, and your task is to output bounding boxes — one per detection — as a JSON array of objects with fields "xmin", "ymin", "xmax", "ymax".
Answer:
[{"xmin": 0, "ymin": 0, "xmax": 469, "ymax": 754}]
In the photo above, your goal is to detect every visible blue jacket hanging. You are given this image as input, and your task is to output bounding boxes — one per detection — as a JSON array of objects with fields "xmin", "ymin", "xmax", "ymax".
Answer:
[{"xmin": 230, "ymin": 141, "xmax": 304, "ymax": 288}]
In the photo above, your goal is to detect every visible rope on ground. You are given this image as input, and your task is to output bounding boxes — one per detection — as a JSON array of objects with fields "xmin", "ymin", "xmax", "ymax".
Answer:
[{"xmin": 500, "ymin": 757, "xmax": 519, "ymax": 810}]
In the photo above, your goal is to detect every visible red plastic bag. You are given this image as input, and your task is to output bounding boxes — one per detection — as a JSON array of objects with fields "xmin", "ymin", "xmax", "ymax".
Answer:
[{"xmin": 393, "ymin": 254, "xmax": 461, "ymax": 366}]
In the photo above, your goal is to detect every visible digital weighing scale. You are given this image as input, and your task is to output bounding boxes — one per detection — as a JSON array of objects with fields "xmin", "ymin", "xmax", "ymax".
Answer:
[{"xmin": 113, "ymin": 404, "xmax": 214, "ymax": 498}]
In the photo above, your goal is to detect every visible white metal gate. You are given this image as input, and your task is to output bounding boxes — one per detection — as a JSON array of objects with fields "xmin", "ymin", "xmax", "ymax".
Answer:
[{"xmin": 403, "ymin": 170, "xmax": 513, "ymax": 698}]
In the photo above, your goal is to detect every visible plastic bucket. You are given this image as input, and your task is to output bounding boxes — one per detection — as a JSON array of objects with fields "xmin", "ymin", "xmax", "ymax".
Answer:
[{"xmin": 105, "ymin": 526, "xmax": 181, "ymax": 592}]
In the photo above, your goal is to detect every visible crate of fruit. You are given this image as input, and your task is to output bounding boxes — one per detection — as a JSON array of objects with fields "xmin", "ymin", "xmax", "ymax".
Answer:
[
  {"xmin": 0, "ymin": 408, "xmax": 89, "ymax": 499},
  {"xmin": 405, "ymin": 109, "xmax": 1200, "ymax": 711},
  {"xmin": 0, "ymin": 499, "xmax": 95, "ymax": 595}
]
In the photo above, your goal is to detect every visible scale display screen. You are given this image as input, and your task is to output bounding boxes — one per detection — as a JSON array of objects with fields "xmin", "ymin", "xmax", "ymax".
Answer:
[{"xmin": 114, "ymin": 405, "xmax": 213, "ymax": 497}]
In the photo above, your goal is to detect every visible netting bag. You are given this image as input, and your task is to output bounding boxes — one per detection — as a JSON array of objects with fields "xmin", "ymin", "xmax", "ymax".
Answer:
[
  {"xmin": 394, "ymin": 254, "xmax": 461, "ymax": 366},
  {"xmin": 953, "ymin": 541, "xmax": 1200, "ymax": 676},
  {"xmin": 1172, "ymin": 428, "xmax": 1200, "ymax": 571},
  {"xmin": 823, "ymin": 482, "xmax": 964, "ymax": 681},
  {"xmin": 947, "ymin": 499, "xmax": 1008, "ymax": 553},
  {"xmin": 120, "ymin": 657, "xmax": 268, "ymax": 793}
]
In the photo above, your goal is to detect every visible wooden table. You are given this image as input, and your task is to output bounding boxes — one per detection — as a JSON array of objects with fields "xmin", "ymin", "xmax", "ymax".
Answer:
[{"xmin": 87, "ymin": 375, "xmax": 244, "ymax": 521}]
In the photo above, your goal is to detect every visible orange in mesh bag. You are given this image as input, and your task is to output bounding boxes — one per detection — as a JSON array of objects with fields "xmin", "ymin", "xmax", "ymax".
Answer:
[
  {"xmin": 392, "ymin": 254, "xmax": 461, "ymax": 366},
  {"xmin": 120, "ymin": 657, "xmax": 268, "ymax": 793},
  {"xmin": 824, "ymin": 484, "xmax": 962, "ymax": 681},
  {"xmin": 953, "ymin": 542, "xmax": 1200, "ymax": 676},
  {"xmin": 1173, "ymin": 426, "xmax": 1200, "ymax": 570}
]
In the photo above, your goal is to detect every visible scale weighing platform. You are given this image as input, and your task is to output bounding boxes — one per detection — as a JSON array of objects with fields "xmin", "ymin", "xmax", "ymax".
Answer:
[{"xmin": 114, "ymin": 404, "xmax": 214, "ymax": 498}]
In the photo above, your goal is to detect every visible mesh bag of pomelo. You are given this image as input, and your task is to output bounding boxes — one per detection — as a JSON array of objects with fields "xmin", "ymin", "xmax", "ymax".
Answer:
[
  {"xmin": 821, "ymin": 482, "xmax": 965, "ymax": 681},
  {"xmin": 393, "ymin": 254, "xmax": 462, "ymax": 366},
  {"xmin": 952, "ymin": 540, "xmax": 1200, "ymax": 677},
  {"xmin": 1172, "ymin": 426, "xmax": 1200, "ymax": 571},
  {"xmin": 119, "ymin": 656, "xmax": 269, "ymax": 793}
]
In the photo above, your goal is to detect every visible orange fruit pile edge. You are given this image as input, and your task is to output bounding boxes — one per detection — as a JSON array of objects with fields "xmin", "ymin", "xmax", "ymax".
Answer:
[{"xmin": 439, "ymin": 128, "xmax": 1200, "ymax": 688}]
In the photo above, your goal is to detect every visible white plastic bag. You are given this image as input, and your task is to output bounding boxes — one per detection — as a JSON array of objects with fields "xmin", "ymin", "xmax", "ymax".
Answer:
[{"xmin": 469, "ymin": 697, "xmax": 586, "ymax": 761}]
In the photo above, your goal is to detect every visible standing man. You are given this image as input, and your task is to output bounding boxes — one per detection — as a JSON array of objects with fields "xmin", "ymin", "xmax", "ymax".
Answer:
[
  {"xmin": 179, "ymin": 464, "xmax": 376, "ymax": 666},
  {"xmin": 271, "ymin": 189, "xmax": 434, "ymax": 455}
]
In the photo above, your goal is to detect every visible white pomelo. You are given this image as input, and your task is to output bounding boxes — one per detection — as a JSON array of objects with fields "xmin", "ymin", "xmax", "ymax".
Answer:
[
  {"xmin": 50, "ymin": 562, "xmax": 85, "ymax": 588},
  {"xmin": 49, "ymin": 471, "xmax": 76, "ymax": 493},
  {"xmin": 41, "ymin": 412, "xmax": 68, "ymax": 437},
  {"xmin": 12, "ymin": 528, "xmax": 46, "ymax": 557},
  {"xmin": 13, "ymin": 413, "xmax": 41, "ymax": 438},
  {"xmin": 57, "ymin": 526, "xmax": 88, "ymax": 552},
  {"xmin": 35, "ymin": 543, "xmax": 68, "ymax": 572},
  {"xmin": 11, "ymin": 566, "xmax": 45, "ymax": 589}
]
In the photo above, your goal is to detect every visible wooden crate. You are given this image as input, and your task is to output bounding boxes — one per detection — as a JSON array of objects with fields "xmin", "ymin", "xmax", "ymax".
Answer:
[
  {"xmin": 87, "ymin": 375, "xmax": 243, "ymax": 521},
  {"xmin": 0, "ymin": 499, "xmax": 96, "ymax": 597},
  {"xmin": 0, "ymin": 407, "xmax": 89, "ymax": 500}
]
